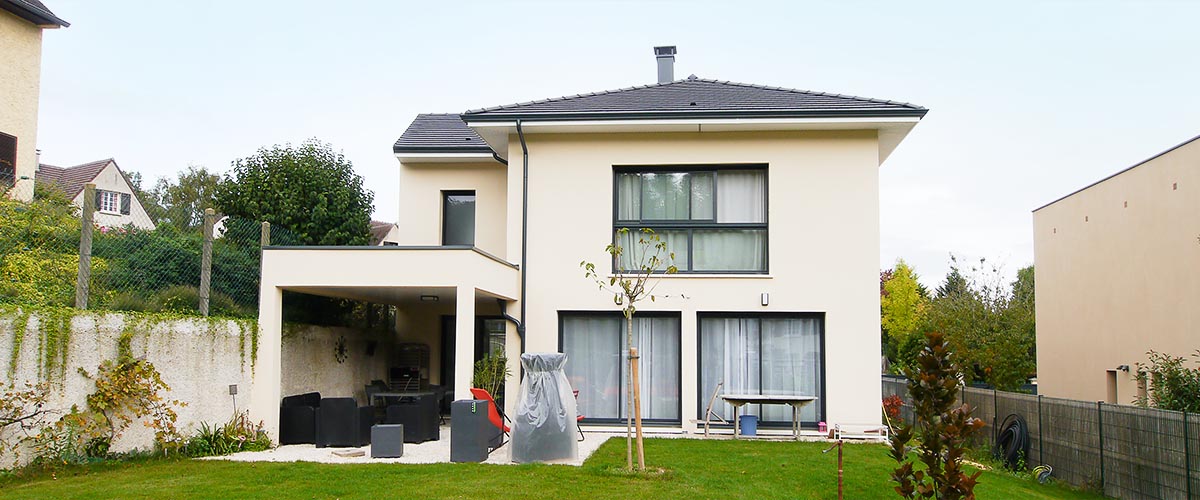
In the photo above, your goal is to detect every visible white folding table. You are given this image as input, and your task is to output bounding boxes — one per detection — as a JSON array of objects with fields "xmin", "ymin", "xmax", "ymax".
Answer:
[{"xmin": 720, "ymin": 394, "xmax": 817, "ymax": 440}]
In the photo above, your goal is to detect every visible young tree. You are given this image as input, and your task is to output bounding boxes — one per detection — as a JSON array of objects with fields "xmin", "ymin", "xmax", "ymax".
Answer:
[
  {"xmin": 1135, "ymin": 350, "xmax": 1200, "ymax": 411},
  {"xmin": 215, "ymin": 140, "xmax": 373, "ymax": 245},
  {"xmin": 581, "ymin": 228, "xmax": 677, "ymax": 471},
  {"xmin": 882, "ymin": 260, "xmax": 929, "ymax": 367},
  {"xmin": 890, "ymin": 331, "xmax": 985, "ymax": 500}
]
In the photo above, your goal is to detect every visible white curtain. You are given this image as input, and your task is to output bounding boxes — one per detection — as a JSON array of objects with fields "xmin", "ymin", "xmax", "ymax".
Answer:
[
  {"xmin": 616, "ymin": 230, "xmax": 688, "ymax": 272},
  {"xmin": 699, "ymin": 316, "xmax": 822, "ymax": 423},
  {"xmin": 562, "ymin": 316, "xmax": 621, "ymax": 419},
  {"xmin": 716, "ymin": 170, "xmax": 766, "ymax": 223},
  {"xmin": 562, "ymin": 315, "xmax": 681, "ymax": 421},
  {"xmin": 692, "ymin": 229, "xmax": 766, "ymax": 272},
  {"xmin": 617, "ymin": 173, "xmax": 640, "ymax": 220},
  {"xmin": 641, "ymin": 173, "xmax": 690, "ymax": 220},
  {"xmin": 690, "ymin": 172, "xmax": 714, "ymax": 220},
  {"xmin": 624, "ymin": 317, "xmax": 681, "ymax": 420},
  {"xmin": 761, "ymin": 318, "xmax": 821, "ymax": 421}
]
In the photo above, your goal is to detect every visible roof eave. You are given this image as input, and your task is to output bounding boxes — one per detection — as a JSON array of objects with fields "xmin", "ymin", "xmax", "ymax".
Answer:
[
  {"xmin": 0, "ymin": 1, "xmax": 69, "ymax": 27},
  {"xmin": 461, "ymin": 108, "xmax": 928, "ymax": 122}
]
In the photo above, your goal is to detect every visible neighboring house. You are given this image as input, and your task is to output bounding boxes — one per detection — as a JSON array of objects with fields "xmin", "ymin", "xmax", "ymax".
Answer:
[
  {"xmin": 36, "ymin": 158, "xmax": 156, "ymax": 230},
  {"xmin": 253, "ymin": 47, "xmax": 927, "ymax": 438},
  {"xmin": 1033, "ymin": 134, "xmax": 1199, "ymax": 404},
  {"xmin": 0, "ymin": 0, "xmax": 67, "ymax": 200},
  {"xmin": 370, "ymin": 220, "xmax": 401, "ymax": 246}
]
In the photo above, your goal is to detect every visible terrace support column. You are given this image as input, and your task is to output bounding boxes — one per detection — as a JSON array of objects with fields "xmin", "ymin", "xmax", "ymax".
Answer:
[
  {"xmin": 251, "ymin": 285, "xmax": 284, "ymax": 441},
  {"xmin": 454, "ymin": 285, "xmax": 476, "ymax": 401}
]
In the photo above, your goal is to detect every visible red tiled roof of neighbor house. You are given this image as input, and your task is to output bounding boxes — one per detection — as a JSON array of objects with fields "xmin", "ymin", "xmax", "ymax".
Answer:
[{"xmin": 36, "ymin": 159, "xmax": 114, "ymax": 199}]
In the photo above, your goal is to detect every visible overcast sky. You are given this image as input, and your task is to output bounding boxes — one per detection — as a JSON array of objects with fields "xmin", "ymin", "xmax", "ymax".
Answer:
[{"xmin": 34, "ymin": 1, "xmax": 1200, "ymax": 288}]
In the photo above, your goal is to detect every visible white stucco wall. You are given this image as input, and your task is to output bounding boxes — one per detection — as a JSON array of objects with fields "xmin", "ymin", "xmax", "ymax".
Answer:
[
  {"xmin": 0, "ymin": 9, "xmax": 44, "ymax": 201},
  {"xmin": 0, "ymin": 309, "xmax": 379, "ymax": 467},
  {"xmin": 507, "ymin": 130, "xmax": 885, "ymax": 431}
]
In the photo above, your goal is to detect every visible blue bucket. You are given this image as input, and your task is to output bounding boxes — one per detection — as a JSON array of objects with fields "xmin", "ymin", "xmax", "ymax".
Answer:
[{"xmin": 739, "ymin": 414, "xmax": 759, "ymax": 436}]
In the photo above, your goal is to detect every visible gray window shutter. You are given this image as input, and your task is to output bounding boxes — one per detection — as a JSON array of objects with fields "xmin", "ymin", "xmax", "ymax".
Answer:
[
  {"xmin": 95, "ymin": 190, "xmax": 103, "ymax": 211},
  {"xmin": 120, "ymin": 193, "xmax": 131, "ymax": 215}
]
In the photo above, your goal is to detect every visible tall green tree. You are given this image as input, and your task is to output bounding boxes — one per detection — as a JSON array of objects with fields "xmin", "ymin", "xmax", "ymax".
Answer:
[
  {"xmin": 215, "ymin": 140, "xmax": 373, "ymax": 245},
  {"xmin": 921, "ymin": 259, "xmax": 1036, "ymax": 391},
  {"xmin": 881, "ymin": 260, "xmax": 929, "ymax": 368},
  {"xmin": 152, "ymin": 165, "xmax": 221, "ymax": 231}
]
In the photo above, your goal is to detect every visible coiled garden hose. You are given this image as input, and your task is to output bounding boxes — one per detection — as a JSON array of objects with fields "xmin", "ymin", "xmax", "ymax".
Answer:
[{"xmin": 993, "ymin": 413, "xmax": 1030, "ymax": 470}]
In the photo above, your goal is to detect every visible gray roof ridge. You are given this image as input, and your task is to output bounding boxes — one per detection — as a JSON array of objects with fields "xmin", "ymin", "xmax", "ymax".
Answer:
[{"xmin": 463, "ymin": 76, "xmax": 924, "ymax": 115}]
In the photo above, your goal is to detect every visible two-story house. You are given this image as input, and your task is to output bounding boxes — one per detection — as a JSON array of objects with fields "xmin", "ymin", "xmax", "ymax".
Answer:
[
  {"xmin": 35, "ymin": 158, "xmax": 157, "ymax": 230},
  {"xmin": 252, "ymin": 47, "xmax": 926, "ymax": 439},
  {"xmin": 0, "ymin": 0, "xmax": 67, "ymax": 201}
]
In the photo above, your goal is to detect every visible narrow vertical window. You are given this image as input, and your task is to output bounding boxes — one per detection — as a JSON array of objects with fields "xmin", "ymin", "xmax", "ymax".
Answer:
[{"xmin": 442, "ymin": 191, "xmax": 476, "ymax": 246}]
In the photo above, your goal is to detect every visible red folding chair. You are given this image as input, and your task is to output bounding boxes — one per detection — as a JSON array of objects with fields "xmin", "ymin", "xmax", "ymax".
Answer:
[
  {"xmin": 573, "ymin": 390, "xmax": 585, "ymax": 442},
  {"xmin": 469, "ymin": 388, "xmax": 511, "ymax": 449}
]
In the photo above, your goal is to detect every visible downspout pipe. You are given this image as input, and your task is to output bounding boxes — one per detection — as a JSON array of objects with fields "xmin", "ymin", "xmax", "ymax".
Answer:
[{"xmin": 516, "ymin": 119, "xmax": 529, "ymax": 354}]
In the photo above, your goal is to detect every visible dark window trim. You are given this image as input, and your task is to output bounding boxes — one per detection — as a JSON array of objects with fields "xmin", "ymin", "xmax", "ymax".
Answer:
[
  {"xmin": 0, "ymin": 131, "xmax": 16, "ymax": 190},
  {"xmin": 441, "ymin": 189, "xmax": 476, "ymax": 246},
  {"xmin": 557, "ymin": 310, "xmax": 683, "ymax": 425},
  {"xmin": 611, "ymin": 164, "xmax": 769, "ymax": 274},
  {"xmin": 695, "ymin": 311, "xmax": 826, "ymax": 429}
]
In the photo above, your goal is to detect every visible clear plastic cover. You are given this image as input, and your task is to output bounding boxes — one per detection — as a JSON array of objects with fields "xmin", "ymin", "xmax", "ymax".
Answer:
[{"xmin": 510, "ymin": 352, "xmax": 579, "ymax": 463}]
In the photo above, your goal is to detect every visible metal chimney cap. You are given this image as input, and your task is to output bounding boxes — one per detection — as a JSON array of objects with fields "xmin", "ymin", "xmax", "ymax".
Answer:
[{"xmin": 653, "ymin": 46, "xmax": 677, "ymax": 57}]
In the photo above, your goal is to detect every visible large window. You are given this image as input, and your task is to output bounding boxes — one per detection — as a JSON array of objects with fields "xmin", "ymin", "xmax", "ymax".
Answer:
[
  {"xmin": 560, "ymin": 312, "xmax": 681, "ymax": 422},
  {"xmin": 699, "ymin": 314, "xmax": 823, "ymax": 425},
  {"xmin": 442, "ymin": 191, "xmax": 476, "ymax": 246},
  {"xmin": 614, "ymin": 167, "xmax": 766, "ymax": 273},
  {"xmin": 98, "ymin": 190, "xmax": 120, "ymax": 213}
]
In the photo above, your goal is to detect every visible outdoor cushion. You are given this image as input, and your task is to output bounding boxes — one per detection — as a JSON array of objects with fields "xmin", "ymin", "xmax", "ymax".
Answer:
[
  {"xmin": 316, "ymin": 397, "xmax": 374, "ymax": 448},
  {"xmin": 279, "ymin": 392, "xmax": 321, "ymax": 445}
]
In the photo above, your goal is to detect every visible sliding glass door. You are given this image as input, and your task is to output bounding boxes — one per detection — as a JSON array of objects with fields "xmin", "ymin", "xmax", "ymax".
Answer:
[
  {"xmin": 699, "ymin": 314, "xmax": 823, "ymax": 424},
  {"xmin": 561, "ymin": 313, "xmax": 681, "ymax": 423}
]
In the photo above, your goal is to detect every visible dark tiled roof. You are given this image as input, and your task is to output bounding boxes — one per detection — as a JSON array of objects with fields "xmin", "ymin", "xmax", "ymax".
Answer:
[
  {"xmin": 392, "ymin": 114, "xmax": 493, "ymax": 154},
  {"xmin": 369, "ymin": 220, "xmax": 397, "ymax": 245},
  {"xmin": 0, "ymin": 0, "xmax": 69, "ymax": 27},
  {"xmin": 36, "ymin": 159, "xmax": 112, "ymax": 198},
  {"xmin": 462, "ymin": 76, "xmax": 926, "ymax": 120}
]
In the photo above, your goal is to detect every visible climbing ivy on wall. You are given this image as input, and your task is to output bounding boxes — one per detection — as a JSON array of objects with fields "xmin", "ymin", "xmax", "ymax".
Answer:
[{"xmin": 1, "ymin": 304, "xmax": 259, "ymax": 384}]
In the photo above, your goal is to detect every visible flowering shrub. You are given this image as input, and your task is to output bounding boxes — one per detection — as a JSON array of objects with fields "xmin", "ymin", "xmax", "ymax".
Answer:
[{"xmin": 883, "ymin": 394, "xmax": 904, "ymax": 422}]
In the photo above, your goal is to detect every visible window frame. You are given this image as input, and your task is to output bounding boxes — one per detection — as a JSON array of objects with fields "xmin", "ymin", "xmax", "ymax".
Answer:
[
  {"xmin": 695, "ymin": 311, "xmax": 826, "ymax": 428},
  {"xmin": 557, "ymin": 310, "xmax": 684, "ymax": 425},
  {"xmin": 98, "ymin": 190, "xmax": 121, "ymax": 214},
  {"xmin": 611, "ymin": 164, "xmax": 768, "ymax": 274},
  {"xmin": 441, "ymin": 190, "xmax": 477, "ymax": 247},
  {"xmin": 0, "ymin": 131, "xmax": 15, "ymax": 190}
]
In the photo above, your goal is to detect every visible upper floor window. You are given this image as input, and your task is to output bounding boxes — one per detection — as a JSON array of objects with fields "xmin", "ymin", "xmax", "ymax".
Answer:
[
  {"xmin": 95, "ymin": 190, "xmax": 131, "ymax": 215},
  {"xmin": 614, "ymin": 166, "xmax": 766, "ymax": 273},
  {"xmin": 442, "ymin": 190, "xmax": 476, "ymax": 246}
]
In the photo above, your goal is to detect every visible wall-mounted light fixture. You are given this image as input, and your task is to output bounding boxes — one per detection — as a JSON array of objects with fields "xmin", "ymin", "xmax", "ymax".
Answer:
[
  {"xmin": 761, "ymin": 293, "xmax": 770, "ymax": 306},
  {"xmin": 420, "ymin": 295, "xmax": 439, "ymax": 302},
  {"xmin": 1116, "ymin": 364, "xmax": 1130, "ymax": 372}
]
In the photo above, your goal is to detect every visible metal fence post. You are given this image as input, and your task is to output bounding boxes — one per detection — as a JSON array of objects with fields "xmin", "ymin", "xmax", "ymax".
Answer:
[
  {"xmin": 1038, "ymin": 395, "xmax": 1044, "ymax": 465},
  {"xmin": 260, "ymin": 221, "xmax": 270, "ymax": 248},
  {"xmin": 75, "ymin": 183, "xmax": 96, "ymax": 309},
  {"xmin": 1186, "ymin": 411, "xmax": 1192, "ymax": 500},
  {"xmin": 993, "ymin": 388, "xmax": 999, "ymax": 443},
  {"xmin": 199, "ymin": 208, "xmax": 214, "ymax": 316},
  {"xmin": 1097, "ymin": 401, "xmax": 1105, "ymax": 494}
]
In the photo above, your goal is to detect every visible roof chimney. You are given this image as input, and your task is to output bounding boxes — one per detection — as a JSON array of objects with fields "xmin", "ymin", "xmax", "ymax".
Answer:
[{"xmin": 654, "ymin": 46, "xmax": 676, "ymax": 84}]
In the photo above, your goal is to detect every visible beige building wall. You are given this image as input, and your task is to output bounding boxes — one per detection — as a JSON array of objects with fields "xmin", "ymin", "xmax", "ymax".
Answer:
[
  {"xmin": 1033, "ymin": 136, "xmax": 1200, "ymax": 404},
  {"xmin": 396, "ymin": 161, "xmax": 507, "ymax": 257},
  {"xmin": 508, "ymin": 130, "xmax": 884, "ymax": 430},
  {"xmin": 0, "ymin": 9, "xmax": 44, "ymax": 200}
]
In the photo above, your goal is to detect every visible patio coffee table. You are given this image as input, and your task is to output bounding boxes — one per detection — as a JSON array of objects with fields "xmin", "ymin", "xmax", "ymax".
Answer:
[{"xmin": 720, "ymin": 394, "xmax": 817, "ymax": 440}]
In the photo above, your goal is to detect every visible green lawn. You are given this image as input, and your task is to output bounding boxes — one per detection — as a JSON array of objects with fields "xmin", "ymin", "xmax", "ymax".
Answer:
[{"xmin": 1, "ymin": 438, "xmax": 1103, "ymax": 499}]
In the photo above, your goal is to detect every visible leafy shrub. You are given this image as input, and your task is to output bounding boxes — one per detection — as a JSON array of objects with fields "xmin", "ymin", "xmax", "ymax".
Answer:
[
  {"xmin": 1136, "ymin": 350, "xmax": 1200, "ymax": 411},
  {"xmin": 108, "ymin": 292, "xmax": 153, "ymax": 313},
  {"xmin": 0, "ymin": 250, "xmax": 109, "ymax": 307},
  {"xmin": 182, "ymin": 411, "xmax": 269, "ymax": 457},
  {"xmin": 473, "ymin": 353, "xmax": 510, "ymax": 402},
  {"xmin": 145, "ymin": 286, "xmax": 250, "ymax": 317}
]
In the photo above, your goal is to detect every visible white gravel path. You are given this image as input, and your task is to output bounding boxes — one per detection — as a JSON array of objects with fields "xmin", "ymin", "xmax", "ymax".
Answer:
[{"xmin": 204, "ymin": 427, "xmax": 620, "ymax": 466}]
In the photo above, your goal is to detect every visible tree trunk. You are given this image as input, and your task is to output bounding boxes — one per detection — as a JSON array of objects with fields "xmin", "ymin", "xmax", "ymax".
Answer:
[{"xmin": 625, "ymin": 312, "xmax": 633, "ymax": 470}]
